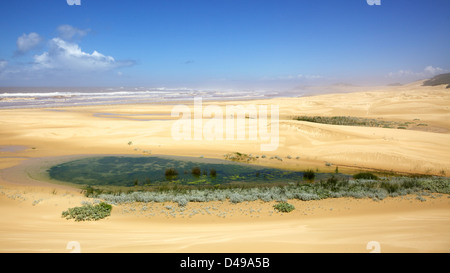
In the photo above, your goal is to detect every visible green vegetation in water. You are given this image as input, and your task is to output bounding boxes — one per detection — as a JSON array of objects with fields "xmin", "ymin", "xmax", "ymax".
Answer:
[
  {"xmin": 48, "ymin": 157, "xmax": 450, "ymax": 210},
  {"xmin": 303, "ymin": 169, "xmax": 316, "ymax": 181},
  {"xmin": 273, "ymin": 202, "xmax": 295, "ymax": 213},
  {"xmin": 48, "ymin": 156, "xmax": 344, "ymax": 187},
  {"xmin": 61, "ymin": 202, "xmax": 112, "ymax": 221}
]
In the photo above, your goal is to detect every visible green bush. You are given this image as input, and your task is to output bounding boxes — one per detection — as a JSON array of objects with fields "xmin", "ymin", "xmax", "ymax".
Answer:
[
  {"xmin": 191, "ymin": 166, "xmax": 201, "ymax": 177},
  {"xmin": 322, "ymin": 175, "xmax": 339, "ymax": 190},
  {"xmin": 165, "ymin": 168, "xmax": 178, "ymax": 180},
  {"xmin": 380, "ymin": 181, "xmax": 400, "ymax": 193},
  {"xmin": 273, "ymin": 202, "xmax": 295, "ymax": 213},
  {"xmin": 83, "ymin": 186, "xmax": 104, "ymax": 197},
  {"xmin": 62, "ymin": 202, "xmax": 112, "ymax": 221},
  {"xmin": 303, "ymin": 169, "xmax": 315, "ymax": 181},
  {"xmin": 353, "ymin": 172, "xmax": 379, "ymax": 180}
]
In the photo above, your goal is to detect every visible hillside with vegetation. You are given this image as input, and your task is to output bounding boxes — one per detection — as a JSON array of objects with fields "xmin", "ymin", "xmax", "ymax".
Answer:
[{"xmin": 423, "ymin": 73, "xmax": 450, "ymax": 88}]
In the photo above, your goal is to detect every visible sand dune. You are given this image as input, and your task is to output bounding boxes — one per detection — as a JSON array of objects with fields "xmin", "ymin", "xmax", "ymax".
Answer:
[
  {"xmin": 0, "ymin": 82, "xmax": 449, "ymax": 253},
  {"xmin": 0, "ymin": 187, "xmax": 448, "ymax": 253}
]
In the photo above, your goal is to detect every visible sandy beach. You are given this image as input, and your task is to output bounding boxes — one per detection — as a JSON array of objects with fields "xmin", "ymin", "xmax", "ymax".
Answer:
[{"xmin": 1, "ymin": 81, "xmax": 449, "ymax": 253}]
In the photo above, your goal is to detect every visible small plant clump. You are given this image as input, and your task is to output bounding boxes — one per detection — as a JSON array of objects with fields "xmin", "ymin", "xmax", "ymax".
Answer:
[
  {"xmin": 61, "ymin": 202, "xmax": 112, "ymax": 221},
  {"xmin": 303, "ymin": 169, "xmax": 315, "ymax": 181},
  {"xmin": 191, "ymin": 166, "xmax": 202, "ymax": 177},
  {"xmin": 273, "ymin": 202, "xmax": 295, "ymax": 213},
  {"xmin": 165, "ymin": 168, "xmax": 179, "ymax": 180},
  {"xmin": 210, "ymin": 168, "xmax": 217, "ymax": 177},
  {"xmin": 224, "ymin": 152, "xmax": 256, "ymax": 162},
  {"xmin": 353, "ymin": 172, "xmax": 379, "ymax": 180}
]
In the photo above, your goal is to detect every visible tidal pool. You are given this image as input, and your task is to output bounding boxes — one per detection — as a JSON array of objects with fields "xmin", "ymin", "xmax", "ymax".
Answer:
[{"xmin": 48, "ymin": 155, "xmax": 346, "ymax": 187}]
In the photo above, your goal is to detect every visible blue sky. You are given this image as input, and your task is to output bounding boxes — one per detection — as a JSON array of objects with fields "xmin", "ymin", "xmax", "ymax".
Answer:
[{"xmin": 0, "ymin": 0, "xmax": 449, "ymax": 89}]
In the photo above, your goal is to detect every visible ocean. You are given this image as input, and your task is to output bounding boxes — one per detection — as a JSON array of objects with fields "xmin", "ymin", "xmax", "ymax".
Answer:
[{"xmin": 0, "ymin": 87, "xmax": 285, "ymax": 109}]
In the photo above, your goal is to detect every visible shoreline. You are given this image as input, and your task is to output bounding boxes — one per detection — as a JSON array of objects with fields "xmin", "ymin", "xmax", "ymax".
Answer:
[{"xmin": 0, "ymin": 83, "xmax": 400, "ymax": 110}]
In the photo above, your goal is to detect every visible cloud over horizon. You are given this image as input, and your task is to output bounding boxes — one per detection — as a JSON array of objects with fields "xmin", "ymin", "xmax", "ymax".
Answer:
[
  {"xmin": 388, "ymin": 66, "xmax": 448, "ymax": 82},
  {"xmin": 0, "ymin": 60, "xmax": 7, "ymax": 70},
  {"xmin": 33, "ymin": 38, "xmax": 131, "ymax": 71},
  {"xmin": 57, "ymin": 25, "xmax": 90, "ymax": 41},
  {"xmin": 15, "ymin": 32, "xmax": 43, "ymax": 55},
  {"xmin": 1, "ymin": 25, "xmax": 134, "ymax": 85}
]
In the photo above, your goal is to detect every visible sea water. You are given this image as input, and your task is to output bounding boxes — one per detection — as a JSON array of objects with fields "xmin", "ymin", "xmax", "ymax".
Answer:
[{"xmin": 0, "ymin": 86, "xmax": 284, "ymax": 109}]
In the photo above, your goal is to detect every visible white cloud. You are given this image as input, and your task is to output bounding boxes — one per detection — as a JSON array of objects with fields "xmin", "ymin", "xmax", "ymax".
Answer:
[
  {"xmin": 424, "ymin": 65, "xmax": 445, "ymax": 75},
  {"xmin": 32, "ymin": 38, "xmax": 126, "ymax": 71},
  {"xmin": 16, "ymin": 32, "xmax": 43, "ymax": 54},
  {"xmin": 57, "ymin": 25, "xmax": 90, "ymax": 41},
  {"xmin": 0, "ymin": 60, "xmax": 7, "ymax": 70},
  {"xmin": 388, "ymin": 66, "xmax": 448, "ymax": 80},
  {"xmin": 271, "ymin": 74, "xmax": 322, "ymax": 80},
  {"xmin": 1, "ymin": 27, "xmax": 134, "ymax": 85}
]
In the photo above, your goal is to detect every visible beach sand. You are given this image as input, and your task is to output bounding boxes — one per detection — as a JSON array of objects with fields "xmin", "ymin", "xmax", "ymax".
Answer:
[{"xmin": 0, "ymin": 81, "xmax": 449, "ymax": 253}]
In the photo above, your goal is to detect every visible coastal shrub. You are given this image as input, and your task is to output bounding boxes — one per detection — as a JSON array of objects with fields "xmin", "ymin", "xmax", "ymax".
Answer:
[
  {"xmin": 330, "ymin": 192, "xmax": 344, "ymax": 198},
  {"xmin": 294, "ymin": 192, "xmax": 320, "ymax": 201},
  {"xmin": 91, "ymin": 176, "xmax": 450, "ymax": 207},
  {"xmin": 165, "ymin": 168, "xmax": 178, "ymax": 180},
  {"xmin": 293, "ymin": 115, "xmax": 409, "ymax": 129},
  {"xmin": 229, "ymin": 193, "xmax": 244, "ymax": 203},
  {"xmin": 273, "ymin": 202, "xmax": 295, "ymax": 213},
  {"xmin": 353, "ymin": 172, "xmax": 379, "ymax": 180},
  {"xmin": 189, "ymin": 191, "xmax": 208, "ymax": 202},
  {"xmin": 191, "ymin": 167, "xmax": 201, "ymax": 177},
  {"xmin": 416, "ymin": 195, "xmax": 426, "ymax": 202},
  {"xmin": 337, "ymin": 178, "xmax": 349, "ymax": 188},
  {"xmin": 259, "ymin": 192, "xmax": 273, "ymax": 202},
  {"xmin": 419, "ymin": 177, "xmax": 450, "ymax": 194},
  {"xmin": 371, "ymin": 189, "xmax": 388, "ymax": 200},
  {"xmin": 61, "ymin": 202, "xmax": 112, "ymax": 221},
  {"xmin": 380, "ymin": 181, "xmax": 400, "ymax": 193},
  {"xmin": 355, "ymin": 179, "xmax": 379, "ymax": 189},
  {"xmin": 83, "ymin": 186, "xmax": 104, "ymax": 197},
  {"xmin": 398, "ymin": 178, "xmax": 420, "ymax": 189},
  {"xmin": 321, "ymin": 175, "xmax": 339, "ymax": 190},
  {"xmin": 303, "ymin": 169, "xmax": 315, "ymax": 181}
]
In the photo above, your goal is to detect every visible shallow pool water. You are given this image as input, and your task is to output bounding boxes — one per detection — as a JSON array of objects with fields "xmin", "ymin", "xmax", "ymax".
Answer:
[{"xmin": 48, "ymin": 155, "xmax": 346, "ymax": 187}]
